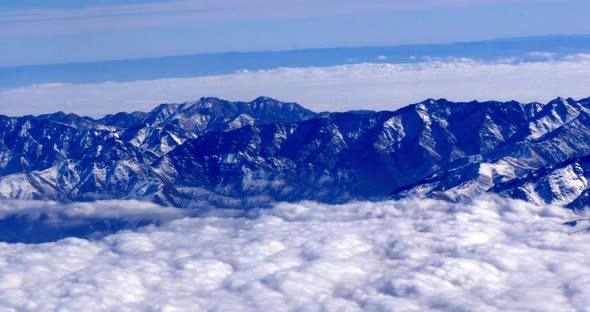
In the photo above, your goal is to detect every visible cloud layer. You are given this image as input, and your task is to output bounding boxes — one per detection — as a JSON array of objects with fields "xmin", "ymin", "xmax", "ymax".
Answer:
[
  {"xmin": 3, "ymin": 57, "xmax": 590, "ymax": 117},
  {"xmin": 0, "ymin": 196, "xmax": 588, "ymax": 310}
]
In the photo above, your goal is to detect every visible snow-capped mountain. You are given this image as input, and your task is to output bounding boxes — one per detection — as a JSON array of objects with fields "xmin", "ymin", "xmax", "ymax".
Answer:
[{"xmin": 3, "ymin": 95, "xmax": 590, "ymax": 210}]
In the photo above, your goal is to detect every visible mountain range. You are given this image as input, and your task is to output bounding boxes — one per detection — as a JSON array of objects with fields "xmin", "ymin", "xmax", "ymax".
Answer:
[{"xmin": 3, "ymin": 95, "xmax": 590, "ymax": 211}]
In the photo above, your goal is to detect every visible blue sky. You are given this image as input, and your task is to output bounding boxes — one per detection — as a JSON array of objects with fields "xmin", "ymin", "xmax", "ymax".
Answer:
[
  {"xmin": 2, "ymin": 0, "xmax": 590, "ymax": 66},
  {"xmin": 0, "ymin": 0, "xmax": 169, "ymax": 9}
]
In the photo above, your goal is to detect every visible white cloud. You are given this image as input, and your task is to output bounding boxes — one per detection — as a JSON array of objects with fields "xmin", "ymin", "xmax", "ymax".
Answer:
[
  {"xmin": 526, "ymin": 51, "xmax": 556, "ymax": 60},
  {"xmin": 3, "ymin": 57, "xmax": 590, "ymax": 117},
  {"xmin": 0, "ymin": 196, "xmax": 588, "ymax": 310}
]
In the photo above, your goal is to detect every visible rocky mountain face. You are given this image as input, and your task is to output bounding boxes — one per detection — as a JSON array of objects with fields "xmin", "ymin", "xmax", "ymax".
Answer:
[{"xmin": 2, "ymin": 95, "xmax": 590, "ymax": 210}]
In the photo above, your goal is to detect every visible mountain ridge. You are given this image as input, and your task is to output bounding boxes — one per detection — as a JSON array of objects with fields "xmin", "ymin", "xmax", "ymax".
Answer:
[{"xmin": 2, "ymin": 96, "xmax": 590, "ymax": 210}]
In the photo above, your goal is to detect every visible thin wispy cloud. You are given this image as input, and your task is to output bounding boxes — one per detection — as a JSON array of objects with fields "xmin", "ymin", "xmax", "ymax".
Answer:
[
  {"xmin": 0, "ymin": 0, "xmax": 564, "ymax": 35},
  {"xmin": 0, "ymin": 199, "xmax": 187, "ymax": 221}
]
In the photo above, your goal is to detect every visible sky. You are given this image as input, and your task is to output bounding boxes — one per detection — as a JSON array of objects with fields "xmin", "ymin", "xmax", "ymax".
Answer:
[
  {"xmin": 3, "ymin": 0, "xmax": 590, "ymax": 66},
  {"xmin": 2, "ymin": 0, "xmax": 590, "ymax": 116},
  {"xmin": 4, "ymin": 56, "xmax": 590, "ymax": 117}
]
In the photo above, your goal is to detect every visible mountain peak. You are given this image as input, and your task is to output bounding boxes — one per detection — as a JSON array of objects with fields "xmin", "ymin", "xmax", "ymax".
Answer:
[{"xmin": 252, "ymin": 96, "xmax": 276, "ymax": 102}]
